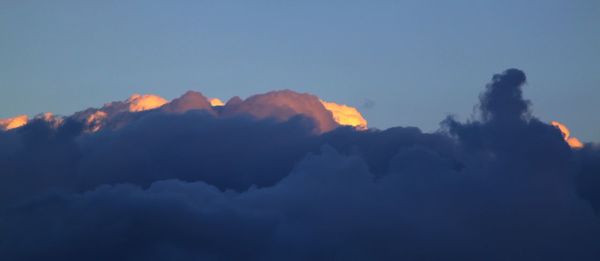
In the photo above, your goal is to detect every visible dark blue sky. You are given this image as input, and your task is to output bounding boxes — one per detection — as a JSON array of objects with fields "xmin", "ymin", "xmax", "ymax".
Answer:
[{"xmin": 1, "ymin": 0, "xmax": 599, "ymax": 141}]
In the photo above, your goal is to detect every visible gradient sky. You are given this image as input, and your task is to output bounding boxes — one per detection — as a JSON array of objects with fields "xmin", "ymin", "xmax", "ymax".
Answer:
[{"xmin": 1, "ymin": 0, "xmax": 599, "ymax": 141}]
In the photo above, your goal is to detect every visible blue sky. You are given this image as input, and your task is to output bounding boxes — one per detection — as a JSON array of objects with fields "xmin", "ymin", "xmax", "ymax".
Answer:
[{"xmin": 1, "ymin": 0, "xmax": 599, "ymax": 141}]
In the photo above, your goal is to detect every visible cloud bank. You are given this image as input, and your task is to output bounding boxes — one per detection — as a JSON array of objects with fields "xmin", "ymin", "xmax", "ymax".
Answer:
[{"xmin": 0, "ymin": 69, "xmax": 599, "ymax": 260}]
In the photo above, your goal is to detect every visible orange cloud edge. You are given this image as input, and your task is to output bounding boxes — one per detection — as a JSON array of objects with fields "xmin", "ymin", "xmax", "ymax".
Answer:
[
  {"xmin": 551, "ymin": 121, "xmax": 584, "ymax": 149},
  {"xmin": 0, "ymin": 92, "xmax": 369, "ymax": 132}
]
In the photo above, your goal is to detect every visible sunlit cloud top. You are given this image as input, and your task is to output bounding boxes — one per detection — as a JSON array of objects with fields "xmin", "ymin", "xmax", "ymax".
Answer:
[
  {"xmin": 126, "ymin": 94, "xmax": 169, "ymax": 112},
  {"xmin": 320, "ymin": 100, "xmax": 368, "ymax": 130},
  {"xmin": 209, "ymin": 98, "xmax": 225, "ymax": 107},
  {"xmin": 0, "ymin": 90, "xmax": 369, "ymax": 134},
  {"xmin": 0, "ymin": 115, "xmax": 28, "ymax": 130},
  {"xmin": 551, "ymin": 121, "xmax": 584, "ymax": 149}
]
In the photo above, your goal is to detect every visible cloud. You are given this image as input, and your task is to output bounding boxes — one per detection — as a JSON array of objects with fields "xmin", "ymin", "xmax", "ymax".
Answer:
[
  {"xmin": 209, "ymin": 98, "xmax": 225, "ymax": 107},
  {"xmin": 551, "ymin": 121, "xmax": 584, "ymax": 149},
  {"xmin": 320, "ymin": 100, "xmax": 368, "ymax": 129},
  {"xmin": 52, "ymin": 90, "xmax": 364, "ymax": 134},
  {"xmin": 161, "ymin": 91, "xmax": 214, "ymax": 114},
  {"xmin": 0, "ymin": 69, "xmax": 599, "ymax": 260},
  {"xmin": 220, "ymin": 90, "xmax": 339, "ymax": 133},
  {"xmin": 127, "ymin": 94, "xmax": 169, "ymax": 112},
  {"xmin": 0, "ymin": 114, "xmax": 28, "ymax": 130}
]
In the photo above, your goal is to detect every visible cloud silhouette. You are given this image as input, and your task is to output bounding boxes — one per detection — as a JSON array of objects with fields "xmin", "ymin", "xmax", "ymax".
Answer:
[{"xmin": 0, "ymin": 69, "xmax": 599, "ymax": 260}]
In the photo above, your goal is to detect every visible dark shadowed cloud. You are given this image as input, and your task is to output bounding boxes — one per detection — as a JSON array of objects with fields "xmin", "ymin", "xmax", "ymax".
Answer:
[{"xmin": 0, "ymin": 69, "xmax": 599, "ymax": 260}]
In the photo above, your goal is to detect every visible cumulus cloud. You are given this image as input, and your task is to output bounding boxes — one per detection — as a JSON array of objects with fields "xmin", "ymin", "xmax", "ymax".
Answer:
[
  {"xmin": 220, "ymin": 90, "xmax": 339, "ymax": 133},
  {"xmin": 160, "ymin": 91, "xmax": 214, "ymax": 114},
  {"xmin": 0, "ymin": 69, "xmax": 599, "ymax": 260},
  {"xmin": 34, "ymin": 90, "xmax": 365, "ymax": 134}
]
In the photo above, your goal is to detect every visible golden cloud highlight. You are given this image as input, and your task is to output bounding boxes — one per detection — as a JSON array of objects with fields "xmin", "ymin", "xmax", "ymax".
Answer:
[
  {"xmin": 209, "ymin": 98, "xmax": 225, "ymax": 107},
  {"xmin": 85, "ymin": 111, "xmax": 108, "ymax": 132},
  {"xmin": 551, "ymin": 121, "xmax": 584, "ymax": 149},
  {"xmin": 320, "ymin": 100, "xmax": 367, "ymax": 130},
  {"xmin": 127, "ymin": 94, "xmax": 168, "ymax": 112},
  {"xmin": 37, "ymin": 112, "xmax": 64, "ymax": 129},
  {"xmin": 0, "ymin": 115, "xmax": 29, "ymax": 130}
]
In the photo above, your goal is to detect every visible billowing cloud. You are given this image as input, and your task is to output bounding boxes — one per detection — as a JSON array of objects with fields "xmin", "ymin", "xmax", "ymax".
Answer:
[
  {"xmin": 42, "ymin": 90, "xmax": 364, "ymax": 134},
  {"xmin": 220, "ymin": 90, "xmax": 339, "ymax": 133},
  {"xmin": 0, "ymin": 69, "xmax": 599, "ymax": 260},
  {"xmin": 161, "ymin": 91, "xmax": 214, "ymax": 114}
]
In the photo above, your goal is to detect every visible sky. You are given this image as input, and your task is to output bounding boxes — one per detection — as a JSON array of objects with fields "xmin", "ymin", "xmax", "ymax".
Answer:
[
  {"xmin": 1, "ymin": 0, "xmax": 599, "ymax": 141},
  {"xmin": 3, "ymin": 2, "xmax": 600, "ymax": 259}
]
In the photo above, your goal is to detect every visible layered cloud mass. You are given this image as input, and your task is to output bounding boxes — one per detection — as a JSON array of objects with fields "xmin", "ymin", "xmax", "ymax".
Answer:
[{"xmin": 1, "ymin": 69, "xmax": 599, "ymax": 260}]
